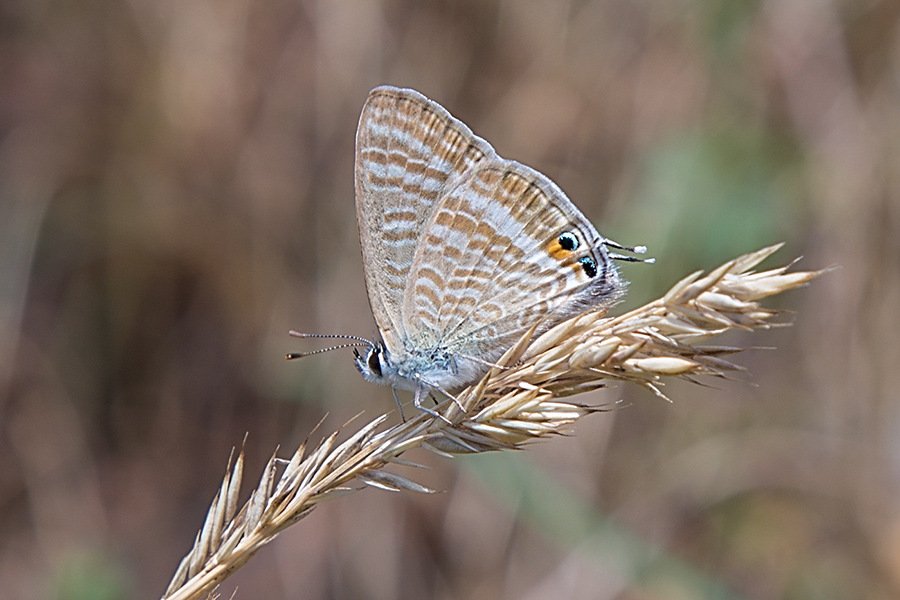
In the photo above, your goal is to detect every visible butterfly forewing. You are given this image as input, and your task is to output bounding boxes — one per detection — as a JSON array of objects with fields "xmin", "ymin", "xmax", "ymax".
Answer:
[{"xmin": 355, "ymin": 87, "xmax": 496, "ymax": 351}]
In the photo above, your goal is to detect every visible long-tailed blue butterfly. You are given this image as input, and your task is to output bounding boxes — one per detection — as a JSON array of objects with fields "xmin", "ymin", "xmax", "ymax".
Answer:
[{"xmin": 290, "ymin": 86, "xmax": 649, "ymax": 417}]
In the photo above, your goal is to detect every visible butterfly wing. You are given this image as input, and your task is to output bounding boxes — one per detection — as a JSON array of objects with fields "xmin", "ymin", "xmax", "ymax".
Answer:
[
  {"xmin": 355, "ymin": 86, "xmax": 496, "ymax": 351},
  {"xmin": 403, "ymin": 158, "xmax": 622, "ymax": 361}
]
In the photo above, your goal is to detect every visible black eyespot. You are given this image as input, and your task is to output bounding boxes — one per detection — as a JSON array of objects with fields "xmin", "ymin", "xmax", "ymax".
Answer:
[
  {"xmin": 558, "ymin": 232, "xmax": 579, "ymax": 251},
  {"xmin": 367, "ymin": 346, "xmax": 382, "ymax": 377},
  {"xmin": 579, "ymin": 256, "xmax": 597, "ymax": 278}
]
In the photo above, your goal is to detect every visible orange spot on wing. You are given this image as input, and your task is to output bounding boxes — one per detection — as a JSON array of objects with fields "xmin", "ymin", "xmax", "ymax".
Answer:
[{"xmin": 545, "ymin": 239, "xmax": 574, "ymax": 261}]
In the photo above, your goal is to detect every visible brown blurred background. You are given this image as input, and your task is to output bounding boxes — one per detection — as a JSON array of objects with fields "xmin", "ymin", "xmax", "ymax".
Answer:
[{"xmin": 2, "ymin": 0, "xmax": 899, "ymax": 598}]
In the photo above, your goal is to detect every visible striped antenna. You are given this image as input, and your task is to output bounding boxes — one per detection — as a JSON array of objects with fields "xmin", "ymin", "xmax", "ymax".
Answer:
[{"xmin": 286, "ymin": 331, "xmax": 375, "ymax": 360}]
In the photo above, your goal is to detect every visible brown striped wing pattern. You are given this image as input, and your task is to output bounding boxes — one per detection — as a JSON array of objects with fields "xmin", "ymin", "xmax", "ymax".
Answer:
[
  {"xmin": 405, "ymin": 161, "xmax": 620, "ymax": 363},
  {"xmin": 355, "ymin": 86, "xmax": 622, "ymax": 390},
  {"xmin": 356, "ymin": 87, "xmax": 496, "ymax": 353}
]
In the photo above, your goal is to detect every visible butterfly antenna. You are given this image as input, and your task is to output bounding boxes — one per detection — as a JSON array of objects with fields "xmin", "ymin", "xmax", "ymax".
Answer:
[
  {"xmin": 604, "ymin": 238, "xmax": 656, "ymax": 264},
  {"xmin": 286, "ymin": 331, "xmax": 375, "ymax": 360}
]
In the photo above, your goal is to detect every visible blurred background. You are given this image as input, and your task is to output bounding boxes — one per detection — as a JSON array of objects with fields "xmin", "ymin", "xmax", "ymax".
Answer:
[{"xmin": 2, "ymin": 0, "xmax": 898, "ymax": 598}]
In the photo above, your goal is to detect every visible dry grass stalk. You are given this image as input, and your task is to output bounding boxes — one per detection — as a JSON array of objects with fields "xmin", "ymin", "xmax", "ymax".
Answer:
[{"xmin": 161, "ymin": 244, "xmax": 826, "ymax": 600}]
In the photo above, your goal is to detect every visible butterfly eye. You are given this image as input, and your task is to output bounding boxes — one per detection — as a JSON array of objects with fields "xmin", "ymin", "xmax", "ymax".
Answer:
[
  {"xmin": 558, "ymin": 232, "xmax": 579, "ymax": 251},
  {"xmin": 367, "ymin": 346, "xmax": 383, "ymax": 376},
  {"xmin": 578, "ymin": 256, "xmax": 598, "ymax": 278}
]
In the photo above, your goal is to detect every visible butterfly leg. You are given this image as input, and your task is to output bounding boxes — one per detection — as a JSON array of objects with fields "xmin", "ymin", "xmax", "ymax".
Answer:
[
  {"xmin": 435, "ymin": 390, "xmax": 465, "ymax": 413},
  {"xmin": 418, "ymin": 375, "xmax": 465, "ymax": 414},
  {"xmin": 414, "ymin": 383, "xmax": 451, "ymax": 424},
  {"xmin": 391, "ymin": 387, "xmax": 407, "ymax": 422}
]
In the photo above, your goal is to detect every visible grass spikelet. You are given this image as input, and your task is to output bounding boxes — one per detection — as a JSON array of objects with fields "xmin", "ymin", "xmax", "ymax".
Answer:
[{"xmin": 161, "ymin": 245, "xmax": 827, "ymax": 600}]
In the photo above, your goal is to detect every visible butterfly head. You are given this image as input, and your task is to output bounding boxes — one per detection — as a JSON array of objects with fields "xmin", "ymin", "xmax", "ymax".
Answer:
[
  {"xmin": 288, "ymin": 331, "xmax": 394, "ymax": 383},
  {"xmin": 353, "ymin": 341, "xmax": 389, "ymax": 384}
]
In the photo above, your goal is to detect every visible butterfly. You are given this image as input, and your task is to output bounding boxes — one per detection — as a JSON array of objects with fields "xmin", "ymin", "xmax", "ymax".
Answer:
[{"xmin": 290, "ymin": 86, "xmax": 648, "ymax": 417}]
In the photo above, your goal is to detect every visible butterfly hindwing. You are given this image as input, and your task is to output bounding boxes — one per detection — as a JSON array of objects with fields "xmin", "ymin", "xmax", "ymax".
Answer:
[{"xmin": 403, "ymin": 159, "xmax": 621, "ymax": 360}]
